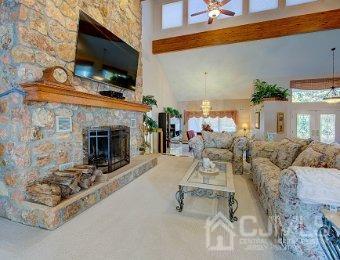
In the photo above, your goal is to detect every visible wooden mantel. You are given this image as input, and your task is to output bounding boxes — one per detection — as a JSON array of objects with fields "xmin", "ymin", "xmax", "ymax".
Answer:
[{"xmin": 22, "ymin": 83, "xmax": 150, "ymax": 113}]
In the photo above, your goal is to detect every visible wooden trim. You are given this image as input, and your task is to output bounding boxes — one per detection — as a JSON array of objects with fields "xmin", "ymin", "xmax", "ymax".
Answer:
[
  {"xmin": 152, "ymin": 9, "xmax": 340, "ymax": 54},
  {"xmin": 290, "ymin": 77, "xmax": 340, "ymax": 90},
  {"xmin": 21, "ymin": 83, "xmax": 150, "ymax": 113}
]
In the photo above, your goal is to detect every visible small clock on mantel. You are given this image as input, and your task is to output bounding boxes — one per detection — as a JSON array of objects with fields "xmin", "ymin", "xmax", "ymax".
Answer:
[{"xmin": 41, "ymin": 66, "xmax": 74, "ymax": 90}]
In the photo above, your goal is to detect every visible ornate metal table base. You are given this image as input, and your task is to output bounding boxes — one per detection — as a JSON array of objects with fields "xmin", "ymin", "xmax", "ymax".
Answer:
[
  {"xmin": 318, "ymin": 216, "xmax": 340, "ymax": 260},
  {"xmin": 175, "ymin": 185, "xmax": 238, "ymax": 222},
  {"xmin": 175, "ymin": 186, "xmax": 184, "ymax": 212}
]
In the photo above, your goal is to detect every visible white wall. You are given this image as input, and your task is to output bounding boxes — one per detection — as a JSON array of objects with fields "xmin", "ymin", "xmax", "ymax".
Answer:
[
  {"xmin": 142, "ymin": 0, "xmax": 178, "ymax": 120},
  {"xmin": 250, "ymin": 100, "xmax": 340, "ymax": 142}
]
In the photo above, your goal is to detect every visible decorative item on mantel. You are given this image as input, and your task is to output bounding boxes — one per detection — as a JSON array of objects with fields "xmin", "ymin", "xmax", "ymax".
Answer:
[{"xmin": 21, "ymin": 66, "xmax": 150, "ymax": 113}]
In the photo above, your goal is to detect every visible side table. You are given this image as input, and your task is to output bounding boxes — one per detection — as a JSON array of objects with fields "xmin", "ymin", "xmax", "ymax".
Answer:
[{"xmin": 318, "ymin": 209, "xmax": 340, "ymax": 260}]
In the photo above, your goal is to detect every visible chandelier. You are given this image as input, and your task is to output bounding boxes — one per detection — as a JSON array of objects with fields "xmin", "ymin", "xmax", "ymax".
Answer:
[
  {"xmin": 201, "ymin": 72, "xmax": 211, "ymax": 117},
  {"xmin": 323, "ymin": 48, "xmax": 340, "ymax": 104}
]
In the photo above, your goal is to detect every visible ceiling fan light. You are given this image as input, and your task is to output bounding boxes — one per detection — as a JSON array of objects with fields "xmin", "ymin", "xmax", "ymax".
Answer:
[{"xmin": 208, "ymin": 9, "xmax": 220, "ymax": 18}]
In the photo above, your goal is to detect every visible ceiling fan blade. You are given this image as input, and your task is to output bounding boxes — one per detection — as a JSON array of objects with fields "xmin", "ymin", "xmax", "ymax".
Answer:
[
  {"xmin": 203, "ymin": 0, "xmax": 211, "ymax": 4},
  {"xmin": 191, "ymin": 10, "xmax": 208, "ymax": 17},
  {"xmin": 219, "ymin": 0, "xmax": 232, "ymax": 6},
  {"xmin": 208, "ymin": 17, "xmax": 214, "ymax": 24},
  {"xmin": 220, "ymin": 9, "xmax": 235, "ymax": 16}
]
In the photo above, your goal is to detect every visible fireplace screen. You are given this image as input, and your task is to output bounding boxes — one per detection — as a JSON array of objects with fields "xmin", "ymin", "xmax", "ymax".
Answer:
[{"xmin": 87, "ymin": 126, "xmax": 130, "ymax": 173}]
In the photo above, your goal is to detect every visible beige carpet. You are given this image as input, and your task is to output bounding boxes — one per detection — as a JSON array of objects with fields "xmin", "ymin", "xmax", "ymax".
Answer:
[{"xmin": 0, "ymin": 156, "xmax": 300, "ymax": 259}]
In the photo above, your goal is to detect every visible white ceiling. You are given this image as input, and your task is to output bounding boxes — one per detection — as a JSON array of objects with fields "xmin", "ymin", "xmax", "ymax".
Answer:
[{"xmin": 156, "ymin": 29, "xmax": 340, "ymax": 102}]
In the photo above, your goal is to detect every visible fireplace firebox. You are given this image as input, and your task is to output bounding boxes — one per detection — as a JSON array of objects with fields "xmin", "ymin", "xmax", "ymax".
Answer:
[{"xmin": 85, "ymin": 126, "xmax": 130, "ymax": 173}]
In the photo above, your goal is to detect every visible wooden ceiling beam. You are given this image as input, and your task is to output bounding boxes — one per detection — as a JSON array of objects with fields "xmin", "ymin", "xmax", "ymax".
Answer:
[{"xmin": 152, "ymin": 9, "xmax": 340, "ymax": 54}]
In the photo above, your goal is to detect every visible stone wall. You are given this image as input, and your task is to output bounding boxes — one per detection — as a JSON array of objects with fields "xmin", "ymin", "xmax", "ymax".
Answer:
[{"xmin": 0, "ymin": 0, "xmax": 144, "ymax": 221}]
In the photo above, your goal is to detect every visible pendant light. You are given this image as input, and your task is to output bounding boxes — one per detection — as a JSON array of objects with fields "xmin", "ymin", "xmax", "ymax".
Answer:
[
  {"xmin": 201, "ymin": 72, "xmax": 211, "ymax": 117},
  {"xmin": 323, "ymin": 48, "xmax": 340, "ymax": 104}
]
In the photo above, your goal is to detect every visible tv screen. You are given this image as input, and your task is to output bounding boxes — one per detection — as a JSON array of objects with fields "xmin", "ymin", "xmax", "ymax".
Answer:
[{"xmin": 74, "ymin": 11, "xmax": 139, "ymax": 91}]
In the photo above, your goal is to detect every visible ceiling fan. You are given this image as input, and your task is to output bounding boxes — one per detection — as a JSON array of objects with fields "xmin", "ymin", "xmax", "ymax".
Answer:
[{"xmin": 191, "ymin": 0, "xmax": 235, "ymax": 24}]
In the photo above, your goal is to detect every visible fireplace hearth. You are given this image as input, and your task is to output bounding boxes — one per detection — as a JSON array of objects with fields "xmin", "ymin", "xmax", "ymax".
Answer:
[{"xmin": 84, "ymin": 126, "xmax": 130, "ymax": 173}]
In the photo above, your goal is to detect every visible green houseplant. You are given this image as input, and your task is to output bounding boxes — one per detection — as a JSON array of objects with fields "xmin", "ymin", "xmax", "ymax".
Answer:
[
  {"xmin": 164, "ymin": 107, "xmax": 181, "ymax": 118},
  {"xmin": 250, "ymin": 79, "xmax": 289, "ymax": 105},
  {"xmin": 140, "ymin": 95, "xmax": 158, "ymax": 154},
  {"xmin": 142, "ymin": 95, "xmax": 158, "ymax": 107},
  {"xmin": 142, "ymin": 95, "xmax": 158, "ymax": 132}
]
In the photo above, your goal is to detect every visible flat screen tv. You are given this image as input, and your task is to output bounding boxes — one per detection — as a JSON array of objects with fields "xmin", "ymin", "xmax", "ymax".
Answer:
[{"xmin": 74, "ymin": 11, "xmax": 139, "ymax": 91}]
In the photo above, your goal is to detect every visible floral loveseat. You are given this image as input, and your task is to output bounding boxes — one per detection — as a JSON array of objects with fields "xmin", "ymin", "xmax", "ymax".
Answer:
[
  {"xmin": 189, "ymin": 131, "xmax": 247, "ymax": 174},
  {"xmin": 250, "ymin": 138, "xmax": 340, "ymax": 258}
]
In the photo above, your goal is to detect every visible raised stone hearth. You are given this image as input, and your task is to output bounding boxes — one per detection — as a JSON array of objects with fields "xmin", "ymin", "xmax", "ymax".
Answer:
[{"xmin": 14, "ymin": 155, "xmax": 158, "ymax": 230}]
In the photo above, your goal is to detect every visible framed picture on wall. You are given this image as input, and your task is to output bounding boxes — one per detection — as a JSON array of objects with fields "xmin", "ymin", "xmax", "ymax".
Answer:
[
  {"xmin": 277, "ymin": 112, "xmax": 285, "ymax": 133},
  {"xmin": 255, "ymin": 112, "xmax": 260, "ymax": 129}
]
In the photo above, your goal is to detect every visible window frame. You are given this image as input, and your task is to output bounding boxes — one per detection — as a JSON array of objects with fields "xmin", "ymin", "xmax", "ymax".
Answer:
[
  {"xmin": 161, "ymin": 0, "xmax": 184, "ymax": 30},
  {"xmin": 248, "ymin": 0, "xmax": 279, "ymax": 14}
]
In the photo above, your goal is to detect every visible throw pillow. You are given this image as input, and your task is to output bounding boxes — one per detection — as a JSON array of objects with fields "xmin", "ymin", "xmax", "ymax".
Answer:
[
  {"xmin": 292, "ymin": 147, "xmax": 326, "ymax": 167},
  {"xmin": 308, "ymin": 141, "xmax": 340, "ymax": 169},
  {"xmin": 270, "ymin": 138, "xmax": 302, "ymax": 170},
  {"xmin": 202, "ymin": 131, "xmax": 233, "ymax": 149}
]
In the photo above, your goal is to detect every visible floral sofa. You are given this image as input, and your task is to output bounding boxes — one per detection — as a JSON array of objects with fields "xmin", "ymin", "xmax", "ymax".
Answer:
[
  {"xmin": 189, "ymin": 131, "xmax": 247, "ymax": 174},
  {"xmin": 250, "ymin": 138, "xmax": 340, "ymax": 258}
]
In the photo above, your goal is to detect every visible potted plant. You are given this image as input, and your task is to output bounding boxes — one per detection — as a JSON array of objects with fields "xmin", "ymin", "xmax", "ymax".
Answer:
[
  {"xmin": 164, "ymin": 107, "xmax": 182, "ymax": 118},
  {"xmin": 139, "ymin": 140, "xmax": 151, "ymax": 155},
  {"xmin": 250, "ymin": 79, "xmax": 289, "ymax": 105},
  {"xmin": 142, "ymin": 95, "xmax": 158, "ymax": 107},
  {"xmin": 141, "ymin": 95, "xmax": 158, "ymax": 154}
]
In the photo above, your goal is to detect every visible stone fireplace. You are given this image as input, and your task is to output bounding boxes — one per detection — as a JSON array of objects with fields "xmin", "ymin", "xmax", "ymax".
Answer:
[
  {"xmin": 0, "ymin": 0, "xmax": 146, "ymax": 227},
  {"xmin": 85, "ymin": 126, "xmax": 130, "ymax": 173}
]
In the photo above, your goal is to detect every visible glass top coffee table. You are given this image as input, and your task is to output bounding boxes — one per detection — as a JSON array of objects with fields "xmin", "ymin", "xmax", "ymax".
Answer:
[{"xmin": 175, "ymin": 160, "xmax": 238, "ymax": 222}]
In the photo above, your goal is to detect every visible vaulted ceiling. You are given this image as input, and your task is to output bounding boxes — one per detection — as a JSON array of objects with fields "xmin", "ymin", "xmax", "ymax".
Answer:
[{"xmin": 156, "ymin": 29, "xmax": 340, "ymax": 102}]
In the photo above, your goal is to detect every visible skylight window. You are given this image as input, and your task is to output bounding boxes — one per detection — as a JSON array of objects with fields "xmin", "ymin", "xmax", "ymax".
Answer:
[
  {"xmin": 218, "ymin": 0, "xmax": 242, "ymax": 20},
  {"xmin": 286, "ymin": 0, "xmax": 317, "ymax": 6},
  {"xmin": 249, "ymin": 0, "xmax": 278, "ymax": 13},
  {"xmin": 188, "ymin": 0, "xmax": 208, "ymax": 24},
  {"xmin": 162, "ymin": 1, "xmax": 183, "ymax": 29}
]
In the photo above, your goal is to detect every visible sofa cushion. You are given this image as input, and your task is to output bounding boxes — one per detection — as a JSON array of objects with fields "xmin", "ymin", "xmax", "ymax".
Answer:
[
  {"xmin": 202, "ymin": 131, "xmax": 234, "ymax": 149},
  {"xmin": 308, "ymin": 141, "xmax": 340, "ymax": 169},
  {"xmin": 270, "ymin": 139, "xmax": 302, "ymax": 170},
  {"xmin": 250, "ymin": 141, "xmax": 278, "ymax": 159},
  {"xmin": 285, "ymin": 137, "xmax": 313, "ymax": 152},
  {"xmin": 292, "ymin": 147, "xmax": 326, "ymax": 167},
  {"xmin": 202, "ymin": 148, "xmax": 233, "ymax": 162}
]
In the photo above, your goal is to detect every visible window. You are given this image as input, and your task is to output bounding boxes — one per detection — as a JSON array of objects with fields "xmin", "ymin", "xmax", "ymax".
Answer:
[
  {"xmin": 296, "ymin": 114, "xmax": 311, "ymax": 139},
  {"xmin": 291, "ymin": 89, "xmax": 339, "ymax": 103},
  {"xmin": 218, "ymin": 0, "xmax": 242, "ymax": 20},
  {"xmin": 188, "ymin": 117, "xmax": 236, "ymax": 133},
  {"xmin": 286, "ymin": 0, "xmax": 317, "ymax": 6},
  {"xmin": 249, "ymin": 0, "xmax": 278, "ymax": 13},
  {"xmin": 188, "ymin": 0, "xmax": 208, "ymax": 24},
  {"xmin": 162, "ymin": 1, "xmax": 183, "ymax": 29},
  {"xmin": 320, "ymin": 114, "xmax": 336, "ymax": 144},
  {"xmin": 188, "ymin": 0, "xmax": 242, "ymax": 24}
]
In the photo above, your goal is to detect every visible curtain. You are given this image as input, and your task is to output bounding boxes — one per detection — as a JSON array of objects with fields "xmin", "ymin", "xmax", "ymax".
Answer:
[
  {"xmin": 187, "ymin": 116, "xmax": 237, "ymax": 133},
  {"xmin": 290, "ymin": 77, "xmax": 340, "ymax": 90},
  {"xmin": 184, "ymin": 110, "xmax": 237, "ymax": 125}
]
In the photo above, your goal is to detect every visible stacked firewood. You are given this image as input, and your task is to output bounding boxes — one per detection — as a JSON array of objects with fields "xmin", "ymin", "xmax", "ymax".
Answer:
[{"xmin": 26, "ymin": 165, "xmax": 103, "ymax": 207}]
